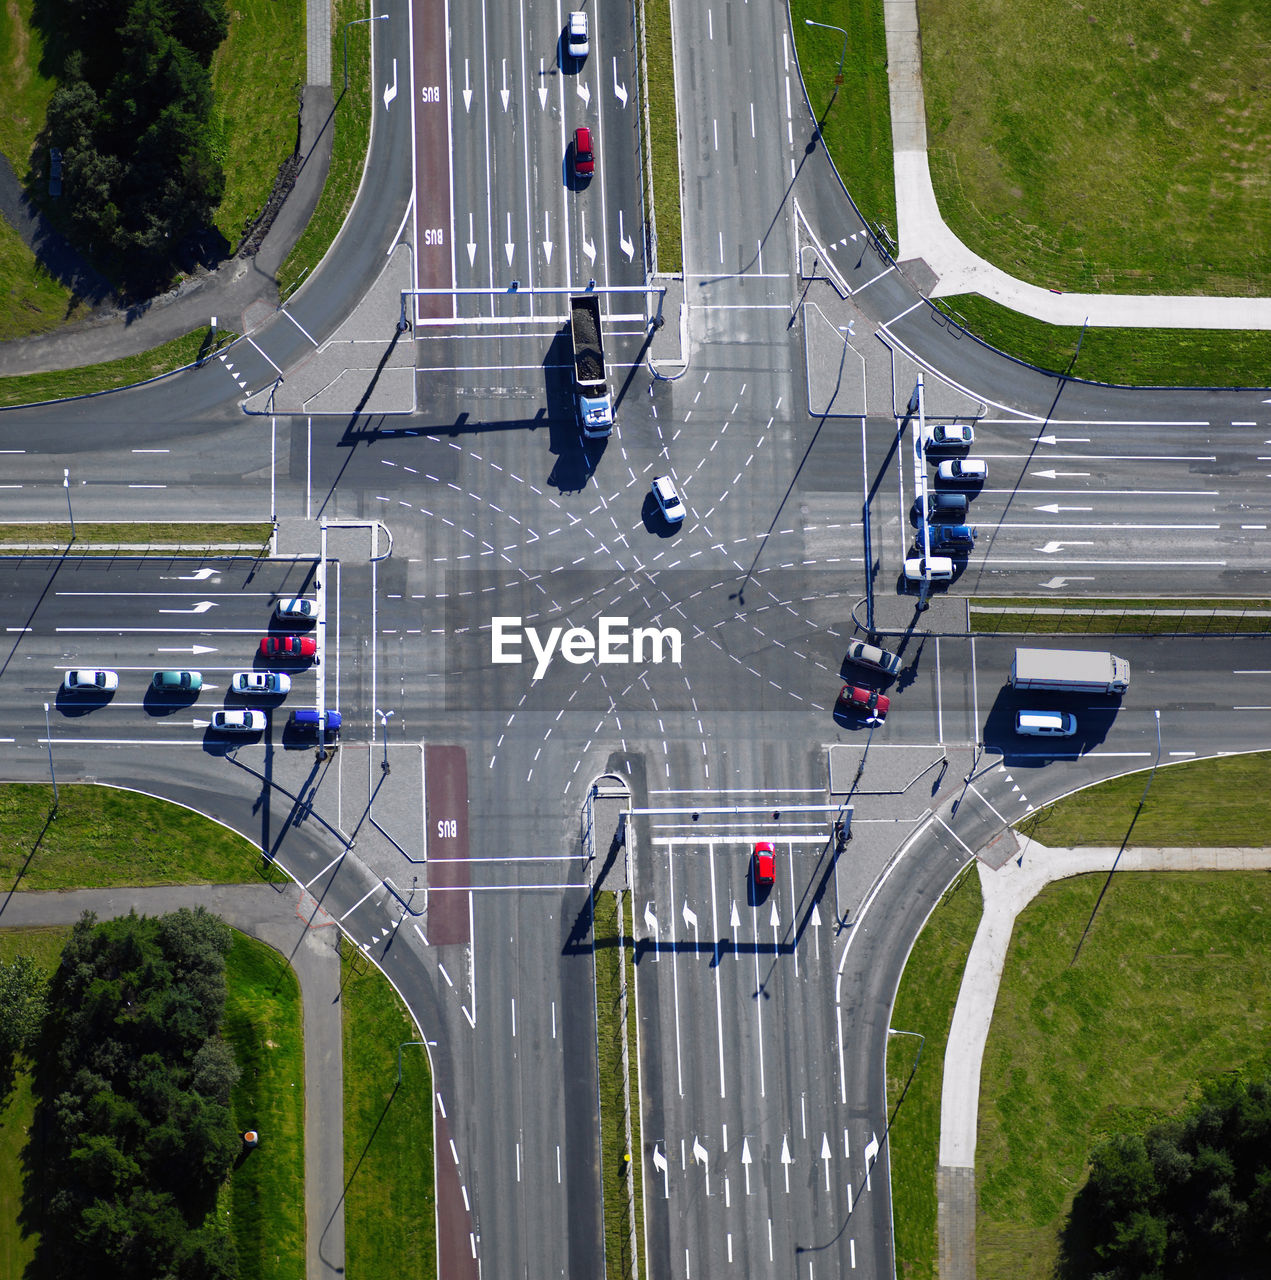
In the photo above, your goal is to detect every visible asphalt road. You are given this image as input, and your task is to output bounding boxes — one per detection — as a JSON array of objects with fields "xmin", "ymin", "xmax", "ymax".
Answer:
[{"xmin": 1, "ymin": 0, "xmax": 1271, "ymax": 1277}]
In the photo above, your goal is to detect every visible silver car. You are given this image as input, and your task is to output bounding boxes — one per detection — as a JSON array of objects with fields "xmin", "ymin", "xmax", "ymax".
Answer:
[
  {"xmin": 566, "ymin": 10, "xmax": 589, "ymax": 58},
  {"xmin": 275, "ymin": 597, "xmax": 316, "ymax": 620},
  {"xmin": 845, "ymin": 640, "xmax": 902, "ymax": 677},
  {"xmin": 64, "ymin": 669, "xmax": 119, "ymax": 692}
]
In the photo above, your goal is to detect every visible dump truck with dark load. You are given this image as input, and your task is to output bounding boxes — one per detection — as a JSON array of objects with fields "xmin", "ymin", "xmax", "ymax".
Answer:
[
  {"xmin": 1009, "ymin": 647, "xmax": 1130, "ymax": 694},
  {"xmin": 570, "ymin": 294, "xmax": 613, "ymax": 437}
]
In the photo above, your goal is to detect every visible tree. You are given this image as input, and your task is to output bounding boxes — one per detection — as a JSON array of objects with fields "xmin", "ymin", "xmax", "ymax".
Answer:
[{"xmin": 0, "ymin": 953, "xmax": 49, "ymax": 1058}]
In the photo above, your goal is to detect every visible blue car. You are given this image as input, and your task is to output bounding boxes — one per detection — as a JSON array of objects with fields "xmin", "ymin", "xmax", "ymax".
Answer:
[{"xmin": 927, "ymin": 523, "xmax": 977, "ymax": 552}]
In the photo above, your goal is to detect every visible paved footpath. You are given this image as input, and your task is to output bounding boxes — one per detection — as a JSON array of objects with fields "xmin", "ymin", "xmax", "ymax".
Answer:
[
  {"xmin": 882, "ymin": 0, "xmax": 1271, "ymax": 328},
  {"xmin": 0, "ymin": 883, "xmax": 345, "ymax": 1280},
  {"xmin": 936, "ymin": 842, "xmax": 1271, "ymax": 1280}
]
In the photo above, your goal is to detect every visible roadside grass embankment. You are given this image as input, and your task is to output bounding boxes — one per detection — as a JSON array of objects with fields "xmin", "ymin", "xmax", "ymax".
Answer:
[
  {"xmin": 638, "ymin": 0, "xmax": 681, "ymax": 274},
  {"xmin": 0, "ymin": 521, "xmax": 272, "ymax": 552},
  {"xmin": 887, "ymin": 750, "xmax": 1271, "ymax": 1279},
  {"xmin": 341, "ymin": 949, "xmax": 436, "ymax": 1279}
]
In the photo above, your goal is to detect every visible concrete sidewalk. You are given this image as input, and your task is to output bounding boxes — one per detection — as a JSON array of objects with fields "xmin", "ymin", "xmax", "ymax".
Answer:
[
  {"xmin": 936, "ymin": 841, "xmax": 1271, "ymax": 1280},
  {"xmin": 883, "ymin": 0, "xmax": 1271, "ymax": 329},
  {"xmin": 0, "ymin": 0, "xmax": 335, "ymax": 378}
]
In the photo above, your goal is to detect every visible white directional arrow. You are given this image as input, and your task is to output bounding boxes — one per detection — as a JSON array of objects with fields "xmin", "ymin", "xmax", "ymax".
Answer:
[
  {"xmin": 821, "ymin": 1133, "xmax": 832, "ymax": 1191},
  {"xmin": 612, "ymin": 56, "xmax": 627, "ymax": 106},
  {"xmin": 618, "ymin": 210, "xmax": 634, "ymax": 261},
  {"xmin": 1038, "ymin": 540, "xmax": 1094, "ymax": 554},
  {"xmin": 811, "ymin": 902, "xmax": 822, "ymax": 948},
  {"xmin": 159, "ymin": 601, "xmax": 217, "ymax": 614},
  {"xmin": 730, "ymin": 899, "xmax": 741, "ymax": 938},
  {"xmin": 504, "ymin": 212, "xmax": 515, "ymax": 265},
  {"xmin": 537, "ymin": 57, "xmax": 548, "ymax": 108},
  {"xmin": 192, "ymin": 718, "xmax": 210, "ymax": 729},
  {"xmin": 780, "ymin": 1134, "xmax": 793, "ymax": 1193},
  {"xmin": 1033, "ymin": 433, "xmax": 1090, "ymax": 445},
  {"xmin": 863, "ymin": 1132, "xmax": 879, "ymax": 1190},
  {"xmin": 1032, "ymin": 468, "xmax": 1090, "ymax": 479},
  {"xmin": 1040, "ymin": 576, "xmax": 1096, "ymax": 590},
  {"xmin": 1034, "ymin": 503, "xmax": 1093, "ymax": 514},
  {"xmin": 576, "ymin": 79, "xmax": 591, "ymax": 107},
  {"xmin": 643, "ymin": 901, "xmax": 659, "ymax": 960},
  {"xmin": 692, "ymin": 1136, "xmax": 709, "ymax": 1195},
  {"xmin": 652, "ymin": 1144, "xmax": 669, "ymax": 1197},
  {"xmin": 466, "ymin": 214, "xmax": 476, "ymax": 266},
  {"xmin": 741, "ymin": 1138, "xmax": 753, "ymax": 1194},
  {"xmin": 462, "ymin": 59, "xmax": 472, "ymax": 112},
  {"xmin": 158, "ymin": 644, "xmax": 216, "ymax": 654},
  {"xmin": 581, "ymin": 212, "xmax": 595, "ymax": 263},
  {"xmin": 500, "ymin": 59, "xmax": 510, "ymax": 111},
  {"xmin": 167, "ymin": 568, "xmax": 216, "ymax": 581},
  {"xmin": 769, "ymin": 899, "xmax": 780, "ymax": 949},
  {"xmin": 382, "ymin": 58, "xmax": 397, "ymax": 110},
  {"xmin": 682, "ymin": 901, "xmax": 698, "ymax": 931},
  {"xmin": 542, "ymin": 211, "xmax": 553, "ymax": 263}
]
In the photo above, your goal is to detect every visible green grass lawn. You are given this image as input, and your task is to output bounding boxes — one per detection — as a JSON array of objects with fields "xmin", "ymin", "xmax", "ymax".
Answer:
[
  {"xmin": 790, "ymin": 0, "xmax": 896, "ymax": 235},
  {"xmin": 639, "ymin": 0, "xmax": 681, "ymax": 275},
  {"xmin": 0, "ymin": 926, "xmax": 306, "ymax": 1280},
  {"xmin": 0, "ymin": 520, "xmax": 271, "ymax": 548},
  {"xmin": 977, "ymin": 872, "xmax": 1271, "ymax": 1280},
  {"xmin": 341, "ymin": 950, "xmax": 436, "ymax": 1279},
  {"xmin": 918, "ymin": 0, "xmax": 1271, "ymax": 298},
  {"xmin": 0, "ymin": 783, "xmax": 284, "ymax": 890},
  {"xmin": 277, "ymin": 0, "xmax": 372, "ymax": 297},
  {"xmin": 0, "ymin": 216, "xmax": 89, "ymax": 342},
  {"xmin": 970, "ymin": 597, "xmax": 1271, "ymax": 637},
  {"xmin": 886, "ymin": 866, "xmax": 983, "ymax": 1280},
  {"xmin": 1018, "ymin": 751, "xmax": 1271, "ymax": 849},
  {"xmin": 211, "ymin": 0, "xmax": 306, "ymax": 252},
  {"xmin": 0, "ymin": 0, "xmax": 54, "ymax": 178},
  {"xmin": 223, "ymin": 932, "xmax": 306, "ymax": 1280}
]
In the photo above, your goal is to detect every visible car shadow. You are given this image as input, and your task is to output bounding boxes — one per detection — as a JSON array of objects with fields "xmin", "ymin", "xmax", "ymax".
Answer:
[
  {"xmin": 54, "ymin": 688, "xmax": 114, "ymax": 717},
  {"xmin": 641, "ymin": 494, "xmax": 681, "ymax": 537},
  {"xmin": 143, "ymin": 686, "xmax": 199, "ymax": 717},
  {"xmin": 982, "ymin": 685, "xmax": 1118, "ymax": 766}
]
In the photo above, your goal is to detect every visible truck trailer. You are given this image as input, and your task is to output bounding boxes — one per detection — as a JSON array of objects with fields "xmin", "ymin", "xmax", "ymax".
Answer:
[
  {"xmin": 1009, "ymin": 647, "xmax": 1130, "ymax": 695},
  {"xmin": 569, "ymin": 294, "xmax": 613, "ymax": 437}
]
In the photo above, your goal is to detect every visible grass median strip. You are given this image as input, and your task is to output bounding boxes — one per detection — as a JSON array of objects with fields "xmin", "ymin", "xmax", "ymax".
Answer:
[
  {"xmin": 594, "ymin": 888, "xmax": 646, "ymax": 1280},
  {"xmin": 638, "ymin": 0, "xmax": 681, "ymax": 274},
  {"xmin": 0, "ymin": 521, "xmax": 273, "ymax": 549},
  {"xmin": 341, "ymin": 949, "xmax": 436, "ymax": 1280},
  {"xmin": 970, "ymin": 596, "xmax": 1271, "ymax": 636}
]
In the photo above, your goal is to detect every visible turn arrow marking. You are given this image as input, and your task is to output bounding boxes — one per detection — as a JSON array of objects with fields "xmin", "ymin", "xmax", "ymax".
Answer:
[
  {"xmin": 382, "ymin": 58, "xmax": 397, "ymax": 110},
  {"xmin": 576, "ymin": 80, "xmax": 590, "ymax": 107},
  {"xmin": 159, "ymin": 601, "xmax": 217, "ymax": 614},
  {"xmin": 1037, "ymin": 540, "xmax": 1094, "ymax": 554},
  {"xmin": 612, "ymin": 56, "xmax": 627, "ymax": 106},
  {"xmin": 618, "ymin": 210, "xmax": 634, "ymax": 261}
]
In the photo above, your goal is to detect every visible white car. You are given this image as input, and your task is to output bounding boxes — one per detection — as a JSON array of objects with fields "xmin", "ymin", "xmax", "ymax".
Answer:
[
  {"xmin": 904, "ymin": 555, "xmax": 955, "ymax": 582},
  {"xmin": 936, "ymin": 458, "xmax": 988, "ymax": 483},
  {"xmin": 63, "ymin": 669, "xmax": 119, "ymax": 692},
  {"xmin": 231, "ymin": 671, "xmax": 291, "ymax": 696},
  {"xmin": 276, "ymin": 597, "xmax": 316, "ymax": 620},
  {"xmin": 925, "ymin": 423, "xmax": 974, "ymax": 449},
  {"xmin": 652, "ymin": 475, "xmax": 686, "ymax": 524},
  {"xmin": 211, "ymin": 709, "xmax": 266, "ymax": 733},
  {"xmin": 566, "ymin": 10, "xmax": 589, "ymax": 59}
]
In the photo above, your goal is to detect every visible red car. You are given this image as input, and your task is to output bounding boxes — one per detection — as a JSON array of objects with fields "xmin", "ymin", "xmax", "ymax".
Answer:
[
  {"xmin": 752, "ymin": 841, "xmax": 775, "ymax": 887},
  {"xmin": 259, "ymin": 634, "xmax": 316, "ymax": 659},
  {"xmin": 573, "ymin": 126, "xmax": 594, "ymax": 178},
  {"xmin": 837, "ymin": 684, "xmax": 890, "ymax": 725}
]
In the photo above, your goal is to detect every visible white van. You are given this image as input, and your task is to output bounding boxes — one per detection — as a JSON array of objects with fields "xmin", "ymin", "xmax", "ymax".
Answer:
[{"xmin": 1015, "ymin": 710, "xmax": 1077, "ymax": 737}]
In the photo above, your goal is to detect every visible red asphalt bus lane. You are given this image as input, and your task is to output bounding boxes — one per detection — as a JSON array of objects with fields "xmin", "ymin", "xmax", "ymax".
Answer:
[
  {"xmin": 425, "ymin": 743, "xmax": 470, "ymax": 944},
  {"xmin": 412, "ymin": 0, "xmax": 453, "ymax": 320}
]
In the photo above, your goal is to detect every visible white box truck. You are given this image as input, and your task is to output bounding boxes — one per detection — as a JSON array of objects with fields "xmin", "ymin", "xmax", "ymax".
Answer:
[{"xmin": 1010, "ymin": 647, "xmax": 1130, "ymax": 694}]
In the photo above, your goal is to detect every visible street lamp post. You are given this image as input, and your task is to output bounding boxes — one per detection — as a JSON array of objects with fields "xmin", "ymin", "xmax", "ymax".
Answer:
[
  {"xmin": 376, "ymin": 708, "xmax": 394, "ymax": 774},
  {"xmin": 63, "ymin": 468, "xmax": 75, "ymax": 541},
  {"xmin": 1139, "ymin": 709, "xmax": 1162, "ymax": 809},
  {"xmin": 344, "ymin": 14, "xmax": 389, "ymax": 95},
  {"xmin": 43, "ymin": 702, "xmax": 59, "ymax": 816},
  {"xmin": 804, "ymin": 19, "xmax": 848, "ymax": 87}
]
